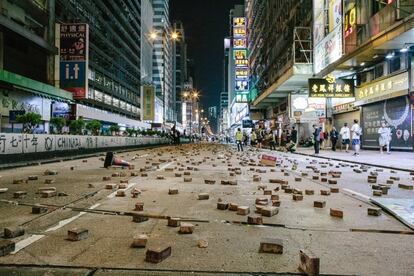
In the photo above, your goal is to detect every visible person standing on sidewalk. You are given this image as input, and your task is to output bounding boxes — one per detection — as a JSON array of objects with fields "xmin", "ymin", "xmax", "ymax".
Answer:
[
  {"xmin": 235, "ymin": 128, "xmax": 244, "ymax": 152},
  {"xmin": 312, "ymin": 125, "xmax": 321, "ymax": 155},
  {"xmin": 268, "ymin": 130, "xmax": 277, "ymax": 150},
  {"xmin": 250, "ymin": 130, "xmax": 257, "ymax": 147},
  {"xmin": 340, "ymin": 123, "xmax": 351, "ymax": 152},
  {"xmin": 330, "ymin": 126, "xmax": 339, "ymax": 151},
  {"xmin": 378, "ymin": 122, "xmax": 391, "ymax": 154},
  {"xmin": 256, "ymin": 126, "xmax": 264, "ymax": 149},
  {"xmin": 351, "ymin": 119, "xmax": 362, "ymax": 156}
]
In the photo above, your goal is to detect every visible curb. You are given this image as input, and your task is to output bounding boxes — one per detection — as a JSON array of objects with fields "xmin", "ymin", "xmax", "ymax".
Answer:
[{"xmin": 293, "ymin": 151, "xmax": 414, "ymax": 173}]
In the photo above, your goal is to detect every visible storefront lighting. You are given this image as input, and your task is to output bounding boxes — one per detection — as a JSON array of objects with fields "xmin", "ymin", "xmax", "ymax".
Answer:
[
  {"xmin": 400, "ymin": 47, "xmax": 408, "ymax": 53},
  {"xmin": 360, "ymin": 62, "xmax": 365, "ymax": 66},
  {"xmin": 385, "ymin": 52, "xmax": 394, "ymax": 59}
]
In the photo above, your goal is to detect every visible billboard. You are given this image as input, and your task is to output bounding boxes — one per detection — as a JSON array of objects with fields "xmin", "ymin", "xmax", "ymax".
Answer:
[
  {"xmin": 362, "ymin": 96, "xmax": 412, "ymax": 150},
  {"xmin": 142, "ymin": 86, "xmax": 155, "ymax": 121},
  {"xmin": 232, "ymin": 16, "xmax": 249, "ymax": 101},
  {"xmin": 60, "ymin": 23, "xmax": 89, "ymax": 99}
]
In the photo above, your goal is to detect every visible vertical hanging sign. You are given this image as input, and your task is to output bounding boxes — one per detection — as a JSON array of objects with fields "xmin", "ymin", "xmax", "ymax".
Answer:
[
  {"xmin": 60, "ymin": 23, "xmax": 89, "ymax": 99},
  {"xmin": 233, "ymin": 17, "xmax": 249, "ymax": 103}
]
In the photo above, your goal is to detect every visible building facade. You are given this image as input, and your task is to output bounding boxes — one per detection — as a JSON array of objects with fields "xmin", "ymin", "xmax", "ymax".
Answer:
[
  {"xmin": 152, "ymin": 0, "xmax": 174, "ymax": 125},
  {"xmin": 246, "ymin": 0, "xmax": 313, "ymax": 138},
  {"xmin": 172, "ymin": 21, "xmax": 188, "ymax": 125},
  {"xmin": 0, "ymin": 0, "xmax": 73, "ymax": 133}
]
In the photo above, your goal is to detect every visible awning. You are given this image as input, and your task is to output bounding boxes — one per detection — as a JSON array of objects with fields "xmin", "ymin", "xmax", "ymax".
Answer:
[{"xmin": 0, "ymin": 70, "xmax": 73, "ymax": 102}]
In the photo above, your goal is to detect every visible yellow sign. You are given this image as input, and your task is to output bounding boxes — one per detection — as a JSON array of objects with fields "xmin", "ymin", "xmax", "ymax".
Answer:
[
  {"xmin": 356, "ymin": 72, "xmax": 409, "ymax": 101},
  {"xmin": 234, "ymin": 50, "xmax": 247, "ymax": 60},
  {"xmin": 233, "ymin": 17, "xmax": 246, "ymax": 27},
  {"xmin": 143, "ymin": 85, "xmax": 155, "ymax": 121}
]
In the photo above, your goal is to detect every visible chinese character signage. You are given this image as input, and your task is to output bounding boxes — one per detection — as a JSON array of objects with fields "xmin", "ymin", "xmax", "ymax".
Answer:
[
  {"xmin": 60, "ymin": 23, "xmax": 89, "ymax": 99},
  {"xmin": 355, "ymin": 72, "xmax": 409, "ymax": 104},
  {"xmin": 236, "ymin": 92, "xmax": 249, "ymax": 103},
  {"xmin": 232, "ymin": 17, "xmax": 249, "ymax": 98},
  {"xmin": 142, "ymin": 85, "xmax": 155, "ymax": 121},
  {"xmin": 308, "ymin": 75, "xmax": 354, "ymax": 98},
  {"xmin": 344, "ymin": 6, "xmax": 356, "ymax": 38}
]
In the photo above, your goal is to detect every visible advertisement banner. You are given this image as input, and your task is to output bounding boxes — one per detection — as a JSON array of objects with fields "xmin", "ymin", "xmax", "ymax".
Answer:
[
  {"xmin": 329, "ymin": 0, "xmax": 342, "ymax": 32},
  {"xmin": 143, "ymin": 86, "xmax": 155, "ymax": 121},
  {"xmin": 362, "ymin": 96, "xmax": 412, "ymax": 149},
  {"xmin": 314, "ymin": 25, "xmax": 343, "ymax": 74},
  {"xmin": 59, "ymin": 23, "xmax": 89, "ymax": 99}
]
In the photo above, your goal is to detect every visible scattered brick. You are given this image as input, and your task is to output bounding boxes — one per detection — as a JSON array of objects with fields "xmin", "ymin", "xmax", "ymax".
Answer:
[
  {"xmin": 295, "ymin": 177, "xmax": 302, "ymax": 182},
  {"xmin": 184, "ymin": 171, "xmax": 191, "ymax": 175},
  {"xmin": 314, "ymin": 201, "xmax": 326, "ymax": 208},
  {"xmin": 398, "ymin": 183, "xmax": 413, "ymax": 190},
  {"xmin": 116, "ymin": 189, "xmax": 126, "ymax": 197},
  {"xmin": 293, "ymin": 194, "xmax": 303, "ymax": 201},
  {"xmin": 145, "ymin": 245, "xmax": 171, "ymax": 263},
  {"xmin": 132, "ymin": 214, "xmax": 149, "ymax": 223},
  {"xmin": 261, "ymin": 206, "xmax": 278, "ymax": 217},
  {"xmin": 0, "ymin": 240, "xmax": 15, "ymax": 257},
  {"xmin": 305, "ymin": 190, "xmax": 314, "ymax": 195},
  {"xmin": 197, "ymin": 239, "xmax": 208, "ymax": 248},
  {"xmin": 183, "ymin": 177, "xmax": 192, "ymax": 183},
  {"xmin": 247, "ymin": 215, "xmax": 263, "ymax": 225},
  {"xmin": 328, "ymin": 179, "xmax": 337, "ymax": 185},
  {"xmin": 13, "ymin": 191, "xmax": 27, "ymax": 199},
  {"xmin": 293, "ymin": 189, "xmax": 303, "ymax": 195},
  {"xmin": 198, "ymin": 193, "xmax": 209, "ymax": 200},
  {"xmin": 4, "ymin": 226, "xmax": 25, "ymax": 238},
  {"xmin": 367, "ymin": 207, "xmax": 381, "ymax": 216},
  {"xmin": 312, "ymin": 175, "xmax": 319, "ymax": 180},
  {"xmin": 167, "ymin": 217, "xmax": 181, "ymax": 227},
  {"xmin": 103, "ymin": 176, "xmax": 111, "ymax": 181},
  {"xmin": 27, "ymin": 175, "xmax": 38, "ymax": 181},
  {"xmin": 320, "ymin": 190, "xmax": 331, "ymax": 196},
  {"xmin": 330, "ymin": 187, "xmax": 339, "ymax": 193},
  {"xmin": 134, "ymin": 202, "xmax": 144, "ymax": 211},
  {"xmin": 204, "ymin": 179, "xmax": 216, "ymax": 184},
  {"xmin": 272, "ymin": 200, "xmax": 281, "ymax": 207},
  {"xmin": 229, "ymin": 203, "xmax": 239, "ymax": 211},
  {"xmin": 32, "ymin": 204, "xmax": 48, "ymax": 214},
  {"xmin": 330, "ymin": 208, "xmax": 343, "ymax": 218},
  {"xmin": 259, "ymin": 238, "xmax": 283, "ymax": 254},
  {"xmin": 41, "ymin": 190, "xmax": 57, "ymax": 198},
  {"xmin": 44, "ymin": 170, "xmax": 58, "ymax": 176},
  {"xmin": 298, "ymin": 249, "xmax": 320, "ymax": 276},
  {"xmin": 270, "ymin": 194, "xmax": 279, "ymax": 200},
  {"xmin": 179, "ymin": 223, "xmax": 195, "ymax": 234},
  {"xmin": 131, "ymin": 234, "xmax": 148, "ymax": 248},
  {"xmin": 237, "ymin": 206, "xmax": 250, "ymax": 215},
  {"xmin": 67, "ymin": 228, "xmax": 88, "ymax": 241},
  {"xmin": 119, "ymin": 183, "xmax": 128, "ymax": 189},
  {"xmin": 169, "ymin": 188, "xmax": 179, "ymax": 195},
  {"xmin": 217, "ymin": 202, "xmax": 229, "ymax": 210},
  {"xmin": 13, "ymin": 178, "xmax": 27, "ymax": 184},
  {"xmin": 264, "ymin": 190, "xmax": 272, "ymax": 195},
  {"xmin": 105, "ymin": 183, "xmax": 117, "ymax": 189}
]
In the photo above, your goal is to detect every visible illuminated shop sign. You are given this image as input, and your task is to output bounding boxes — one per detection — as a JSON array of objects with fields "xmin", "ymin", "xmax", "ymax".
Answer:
[
  {"xmin": 344, "ymin": 7, "xmax": 356, "ymax": 38},
  {"xmin": 235, "ymin": 80, "xmax": 249, "ymax": 92},
  {"xmin": 308, "ymin": 75, "xmax": 354, "ymax": 98},
  {"xmin": 235, "ymin": 68, "xmax": 249, "ymax": 80},
  {"xmin": 236, "ymin": 92, "xmax": 249, "ymax": 103},
  {"xmin": 356, "ymin": 72, "xmax": 409, "ymax": 101},
  {"xmin": 233, "ymin": 17, "xmax": 246, "ymax": 27},
  {"xmin": 234, "ymin": 38, "xmax": 247, "ymax": 49},
  {"xmin": 235, "ymin": 59, "xmax": 249, "ymax": 67},
  {"xmin": 234, "ymin": 49, "xmax": 247, "ymax": 60}
]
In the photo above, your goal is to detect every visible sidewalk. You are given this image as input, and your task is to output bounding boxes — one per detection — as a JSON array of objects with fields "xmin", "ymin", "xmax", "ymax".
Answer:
[{"xmin": 295, "ymin": 147, "xmax": 414, "ymax": 172}]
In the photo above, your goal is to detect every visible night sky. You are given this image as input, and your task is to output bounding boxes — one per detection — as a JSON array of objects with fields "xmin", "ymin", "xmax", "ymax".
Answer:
[{"xmin": 170, "ymin": 0, "xmax": 244, "ymax": 110}]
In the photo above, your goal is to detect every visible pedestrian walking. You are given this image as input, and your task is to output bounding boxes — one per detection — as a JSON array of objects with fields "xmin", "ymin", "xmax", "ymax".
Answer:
[
  {"xmin": 378, "ymin": 122, "xmax": 391, "ymax": 154},
  {"xmin": 340, "ymin": 123, "xmax": 351, "ymax": 152},
  {"xmin": 235, "ymin": 128, "xmax": 244, "ymax": 152},
  {"xmin": 312, "ymin": 125, "xmax": 321, "ymax": 155},
  {"xmin": 330, "ymin": 126, "xmax": 339, "ymax": 151},
  {"xmin": 351, "ymin": 119, "xmax": 362, "ymax": 156}
]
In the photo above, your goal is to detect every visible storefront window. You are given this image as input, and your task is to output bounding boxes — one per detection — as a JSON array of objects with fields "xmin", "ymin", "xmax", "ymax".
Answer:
[{"xmin": 389, "ymin": 56, "xmax": 401, "ymax": 73}]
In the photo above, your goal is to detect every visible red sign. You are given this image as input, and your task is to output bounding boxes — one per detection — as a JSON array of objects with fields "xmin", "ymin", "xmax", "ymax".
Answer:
[{"xmin": 261, "ymin": 154, "xmax": 277, "ymax": 166}]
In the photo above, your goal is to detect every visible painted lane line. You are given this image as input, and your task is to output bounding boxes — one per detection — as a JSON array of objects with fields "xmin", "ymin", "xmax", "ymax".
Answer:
[
  {"xmin": 107, "ymin": 182, "xmax": 137, "ymax": 199},
  {"xmin": 157, "ymin": 161, "xmax": 174, "ymax": 171},
  {"xmin": 343, "ymin": 188, "xmax": 370, "ymax": 200},
  {"xmin": 12, "ymin": 203, "xmax": 102, "ymax": 254},
  {"xmin": 12, "ymin": 234, "xmax": 44, "ymax": 254}
]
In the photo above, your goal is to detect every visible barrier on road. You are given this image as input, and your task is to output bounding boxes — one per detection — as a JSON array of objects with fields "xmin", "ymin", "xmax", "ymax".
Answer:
[{"xmin": 0, "ymin": 133, "xmax": 169, "ymax": 155}]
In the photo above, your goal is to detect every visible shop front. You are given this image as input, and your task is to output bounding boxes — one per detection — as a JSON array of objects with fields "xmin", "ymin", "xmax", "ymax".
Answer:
[
  {"xmin": 355, "ymin": 71, "xmax": 413, "ymax": 151},
  {"xmin": 332, "ymin": 102, "xmax": 361, "ymax": 139}
]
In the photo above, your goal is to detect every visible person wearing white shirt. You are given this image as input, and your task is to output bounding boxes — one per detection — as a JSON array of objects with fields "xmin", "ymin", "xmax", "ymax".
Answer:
[
  {"xmin": 351, "ymin": 119, "xmax": 362, "ymax": 156},
  {"xmin": 339, "ymin": 123, "xmax": 351, "ymax": 153},
  {"xmin": 378, "ymin": 122, "xmax": 391, "ymax": 154}
]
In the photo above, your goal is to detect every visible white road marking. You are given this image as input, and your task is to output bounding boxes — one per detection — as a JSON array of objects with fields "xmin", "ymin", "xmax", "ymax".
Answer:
[
  {"xmin": 157, "ymin": 161, "xmax": 174, "ymax": 171},
  {"xmin": 12, "ymin": 203, "xmax": 102, "ymax": 254},
  {"xmin": 107, "ymin": 182, "xmax": 137, "ymax": 199},
  {"xmin": 12, "ymin": 235, "xmax": 44, "ymax": 254},
  {"xmin": 343, "ymin": 188, "xmax": 370, "ymax": 200}
]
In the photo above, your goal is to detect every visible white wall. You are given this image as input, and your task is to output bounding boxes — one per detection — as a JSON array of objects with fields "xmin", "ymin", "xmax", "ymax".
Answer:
[{"xmin": 0, "ymin": 133, "xmax": 167, "ymax": 155}]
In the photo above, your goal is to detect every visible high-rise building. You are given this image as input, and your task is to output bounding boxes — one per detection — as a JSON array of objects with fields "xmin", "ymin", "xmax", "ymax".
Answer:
[
  {"xmin": 56, "ymin": 0, "xmax": 147, "ymax": 129},
  {"xmin": 172, "ymin": 21, "xmax": 188, "ymax": 124},
  {"xmin": 0, "ymin": 0, "xmax": 72, "ymax": 133},
  {"xmin": 246, "ymin": 0, "xmax": 312, "ymax": 136},
  {"xmin": 152, "ymin": 0, "xmax": 174, "ymax": 125}
]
